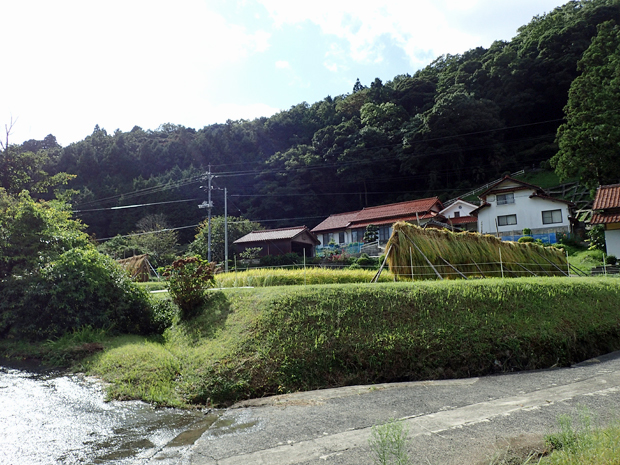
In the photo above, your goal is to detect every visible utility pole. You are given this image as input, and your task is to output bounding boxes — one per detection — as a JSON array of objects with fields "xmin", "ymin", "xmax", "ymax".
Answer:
[
  {"xmin": 198, "ymin": 165, "xmax": 214, "ymax": 262},
  {"xmin": 224, "ymin": 187, "xmax": 228, "ymax": 272}
]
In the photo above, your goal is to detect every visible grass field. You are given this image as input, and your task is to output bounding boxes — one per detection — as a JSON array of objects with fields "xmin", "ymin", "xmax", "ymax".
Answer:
[{"xmin": 81, "ymin": 277, "xmax": 620, "ymax": 407}]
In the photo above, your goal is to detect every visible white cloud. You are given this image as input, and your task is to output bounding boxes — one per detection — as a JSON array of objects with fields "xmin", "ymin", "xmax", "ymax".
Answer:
[
  {"xmin": 0, "ymin": 0, "xmax": 273, "ymax": 145},
  {"xmin": 275, "ymin": 60, "xmax": 291, "ymax": 69},
  {"xmin": 257, "ymin": 0, "xmax": 566, "ymax": 68}
]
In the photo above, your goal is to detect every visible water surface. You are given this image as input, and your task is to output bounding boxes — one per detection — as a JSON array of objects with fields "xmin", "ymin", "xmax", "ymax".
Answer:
[{"xmin": 0, "ymin": 365, "xmax": 212, "ymax": 465}]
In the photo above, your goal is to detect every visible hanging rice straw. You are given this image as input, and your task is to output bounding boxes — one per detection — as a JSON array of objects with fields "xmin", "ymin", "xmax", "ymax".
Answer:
[{"xmin": 385, "ymin": 222, "xmax": 567, "ymax": 280}]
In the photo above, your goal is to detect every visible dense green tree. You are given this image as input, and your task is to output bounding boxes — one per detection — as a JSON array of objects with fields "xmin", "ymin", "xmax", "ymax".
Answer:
[
  {"xmin": 189, "ymin": 216, "xmax": 262, "ymax": 263},
  {"xmin": 0, "ymin": 189, "xmax": 90, "ymax": 278},
  {"xmin": 400, "ymin": 88, "xmax": 505, "ymax": 190},
  {"xmin": 0, "ymin": 145, "xmax": 74, "ymax": 196},
  {"xmin": 130, "ymin": 214, "xmax": 179, "ymax": 266},
  {"xmin": 552, "ymin": 20, "xmax": 620, "ymax": 189}
]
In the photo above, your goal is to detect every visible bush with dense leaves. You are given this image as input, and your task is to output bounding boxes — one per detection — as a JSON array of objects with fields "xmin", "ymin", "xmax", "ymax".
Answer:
[
  {"xmin": 259, "ymin": 253, "xmax": 302, "ymax": 267},
  {"xmin": 163, "ymin": 256, "xmax": 215, "ymax": 320},
  {"xmin": 0, "ymin": 247, "xmax": 155, "ymax": 340}
]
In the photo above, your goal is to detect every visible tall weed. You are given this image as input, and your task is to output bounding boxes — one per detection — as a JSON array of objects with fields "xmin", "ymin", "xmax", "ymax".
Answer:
[{"xmin": 369, "ymin": 419, "xmax": 410, "ymax": 465}]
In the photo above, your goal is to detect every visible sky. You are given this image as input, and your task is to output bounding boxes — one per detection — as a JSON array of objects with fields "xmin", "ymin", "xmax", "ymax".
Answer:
[{"xmin": 2, "ymin": 0, "xmax": 569, "ymax": 147}]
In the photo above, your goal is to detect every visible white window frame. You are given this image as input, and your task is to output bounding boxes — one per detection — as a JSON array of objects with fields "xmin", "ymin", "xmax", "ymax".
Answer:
[
  {"xmin": 497, "ymin": 214, "xmax": 517, "ymax": 226},
  {"xmin": 542, "ymin": 209, "xmax": 562, "ymax": 224},
  {"xmin": 496, "ymin": 193, "xmax": 515, "ymax": 205}
]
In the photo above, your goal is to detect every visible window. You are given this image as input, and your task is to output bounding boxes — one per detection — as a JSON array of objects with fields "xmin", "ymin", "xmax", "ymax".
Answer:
[
  {"xmin": 379, "ymin": 225, "xmax": 392, "ymax": 242},
  {"xmin": 338, "ymin": 231, "xmax": 345, "ymax": 243},
  {"xmin": 454, "ymin": 211, "xmax": 460, "ymax": 218},
  {"xmin": 496, "ymin": 193, "xmax": 515, "ymax": 205},
  {"xmin": 497, "ymin": 214, "xmax": 517, "ymax": 226},
  {"xmin": 542, "ymin": 209, "xmax": 562, "ymax": 224},
  {"xmin": 351, "ymin": 228, "xmax": 365, "ymax": 242}
]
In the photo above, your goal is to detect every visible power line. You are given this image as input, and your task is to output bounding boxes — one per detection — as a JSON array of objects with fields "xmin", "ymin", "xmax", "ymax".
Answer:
[
  {"xmin": 73, "ymin": 198, "xmax": 199, "ymax": 213},
  {"xmin": 96, "ymin": 215, "xmax": 327, "ymax": 241}
]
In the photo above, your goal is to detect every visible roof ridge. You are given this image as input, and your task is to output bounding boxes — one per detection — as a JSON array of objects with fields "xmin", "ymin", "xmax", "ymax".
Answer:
[
  {"xmin": 360, "ymin": 197, "xmax": 440, "ymax": 211},
  {"xmin": 249, "ymin": 225, "xmax": 307, "ymax": 233}
]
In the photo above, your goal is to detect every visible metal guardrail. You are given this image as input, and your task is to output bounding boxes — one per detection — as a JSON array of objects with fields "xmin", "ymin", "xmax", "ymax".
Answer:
[{"xmin": 443, "ymin": 170, "xmax": 525, "ymax": 207}]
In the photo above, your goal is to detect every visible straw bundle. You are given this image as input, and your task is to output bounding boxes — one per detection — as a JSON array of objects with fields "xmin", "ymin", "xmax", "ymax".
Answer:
[
  {"xmin": 386, "ymin": 222, "xmax": 568, "ymax": 280},
  {"xmin": 117, "ymin": 254, "xmax": 151, "ymax": 282}
]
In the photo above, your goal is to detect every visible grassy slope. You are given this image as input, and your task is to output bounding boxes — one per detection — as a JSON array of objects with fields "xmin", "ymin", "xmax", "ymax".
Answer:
[{"xmin": 87, "ymin": 277, "xmax": 620, "ymax": 407}]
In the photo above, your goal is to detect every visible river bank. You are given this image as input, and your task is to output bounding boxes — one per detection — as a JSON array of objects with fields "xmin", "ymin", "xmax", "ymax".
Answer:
[{"xmin": 86, "ymin": 277, "xmax": 620, "ymax": 407}]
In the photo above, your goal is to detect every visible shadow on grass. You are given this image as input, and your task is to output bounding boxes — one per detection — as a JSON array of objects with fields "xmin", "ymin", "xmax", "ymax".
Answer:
[{"xmin": 176, "ymin": 291, "xmax": 233, "ymax": 342}]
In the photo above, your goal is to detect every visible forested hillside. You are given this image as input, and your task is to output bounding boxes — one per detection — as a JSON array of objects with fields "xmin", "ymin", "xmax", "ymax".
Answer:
[{"xmin": 9, "ymin": 0, "xmax": 620, "ymax": 243}]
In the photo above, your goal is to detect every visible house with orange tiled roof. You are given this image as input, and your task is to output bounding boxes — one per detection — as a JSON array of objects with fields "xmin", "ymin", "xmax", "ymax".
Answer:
[
  {"xmin": 233, "ymin": 226, "xmax": 320, "ymax": 257},
  {"xmin": 471, "ymin": 176, "xmax": 574, "ymax": 242},
  {"xmin": 311, "ymin": 197, "xmax": 445, "ymax": 246},
  {"xmin": 590, "ymin": 184, "xmax": 620, "ymax": 257}
]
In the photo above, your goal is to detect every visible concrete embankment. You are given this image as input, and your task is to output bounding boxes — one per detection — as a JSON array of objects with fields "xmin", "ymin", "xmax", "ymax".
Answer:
[{"xmin": 149, "ymin": 351, "xmax": 620, "ymax": 465}]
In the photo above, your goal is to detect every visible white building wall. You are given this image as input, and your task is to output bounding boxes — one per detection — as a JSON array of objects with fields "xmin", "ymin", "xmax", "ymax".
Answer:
[
  {"xmin": 440, "ymin": 200, "xmax": 476, "ymax": 219},
  {"xmin": 477, "ymin": 189, "xmax": 571, "ymax": 235},
  {"xmin": 605, "ymin": 229, "xmax": 620, "ymax": 257}
]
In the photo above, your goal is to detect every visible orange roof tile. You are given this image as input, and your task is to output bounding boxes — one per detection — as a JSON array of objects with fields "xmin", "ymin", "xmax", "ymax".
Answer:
[
  {"xmin": 446, "ymin": 215, "xmax": 477, "ymax": 225},
  {"xmin": 312, "ymin": 197, "xmax": 443, "ymax": 233},
  {"xmin": 591, "ymin": 213, "xmax": 620, "ymax": 225},
  {"xmin": 593, "ymin": 184, "xmax": 620, "ymax": 210},
  {"xmin": 353, "ymin": 212, "xmax": 439, "ymax": 229},
  {"xmin": 353, "ymin": 198, "xmax": 443, "ymax": 223}
]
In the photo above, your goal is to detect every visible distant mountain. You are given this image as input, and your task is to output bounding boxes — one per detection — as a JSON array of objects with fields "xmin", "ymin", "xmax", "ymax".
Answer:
[{"xmin": 22, "ymin": 0, "xmax": 620, "ymax": 242}]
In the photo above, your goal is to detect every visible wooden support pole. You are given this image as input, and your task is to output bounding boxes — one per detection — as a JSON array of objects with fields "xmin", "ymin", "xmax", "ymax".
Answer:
[
  {"xmin": 535, "ymin": 252, "xmax": 569, "ymax": 277},
  {"xmin": 438, "ymin": 256, "xmax": 468, "ymax": 279},
  {"xmin": 371, "ymin": 244, "xmax": 393, "ymax": 283},
  {"xmin": 516, "ymin": 263, "xmax": 537, "ymax": 277},
  {"xmin": 404, "ymin": 233, "xmax": 443, "ymax": 280},
  {"xmin": 472, "ymin": 261, "xmax": 486, "ymax": 278}
]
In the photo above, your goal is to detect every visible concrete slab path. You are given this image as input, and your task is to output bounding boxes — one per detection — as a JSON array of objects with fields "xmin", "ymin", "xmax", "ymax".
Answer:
[{"xmin": 148, "ymin": 351, "xmax": 620, "ymax": 465}]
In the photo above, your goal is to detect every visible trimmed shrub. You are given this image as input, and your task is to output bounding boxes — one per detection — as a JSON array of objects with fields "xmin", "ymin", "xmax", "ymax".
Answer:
[
  {"xmin": 518, "ymin": 236, "xmax": 535, "ymax": 243},
  {"xmin": 605, "ymin": 255, "xmax": 617, "ymax": 266},
  {"xmin": 356, "ymin": 253, "xmax": 378, "ymax": 268}
]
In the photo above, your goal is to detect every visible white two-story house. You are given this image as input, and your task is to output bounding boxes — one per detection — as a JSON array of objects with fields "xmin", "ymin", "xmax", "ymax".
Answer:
[{"xmin": 471, "ymin": 176, "xmax": 574, "ymax": 243}]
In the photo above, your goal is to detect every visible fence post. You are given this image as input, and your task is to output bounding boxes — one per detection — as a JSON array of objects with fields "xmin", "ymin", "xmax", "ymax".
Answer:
[
  {"xmin": 410, "ymin": 247, "xmax": 414, "ymax": 281},
  {"xmin": 499, "ymin": 248, "xmax": 504, "ymax": 278},
  {"xmin": 304, "ymin": 248, "xmax": 307, "ymax": 285}
]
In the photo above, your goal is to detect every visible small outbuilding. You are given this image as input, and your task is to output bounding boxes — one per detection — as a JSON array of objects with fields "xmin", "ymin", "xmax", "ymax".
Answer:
[
  {"xmin": 233, "ymin": 226, "xmax": 320, "ymax": 258},
  {"xmin": 590, "ymin": 183, "xmax": 620, "ymax": 257},
  {"xmin": 117, "ymin": 254, "xmax": 153, "ymax": 282}
]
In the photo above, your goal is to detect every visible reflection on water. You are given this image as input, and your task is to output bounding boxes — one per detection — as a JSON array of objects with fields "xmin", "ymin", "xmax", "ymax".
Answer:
[{"xmin": 0, "ymin": 364, "xmax": 213, "ymax": 465}]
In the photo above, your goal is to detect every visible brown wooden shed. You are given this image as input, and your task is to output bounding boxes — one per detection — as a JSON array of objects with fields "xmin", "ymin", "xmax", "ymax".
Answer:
[{"xmin": 233, "ymin": 226, "xmax": 320, "ymax": 257}]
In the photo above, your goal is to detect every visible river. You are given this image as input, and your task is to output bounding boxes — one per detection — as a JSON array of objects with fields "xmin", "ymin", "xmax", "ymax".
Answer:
[{"xmin": 0, "ymin": 363, "xmax": 217, "ymax": 465}]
